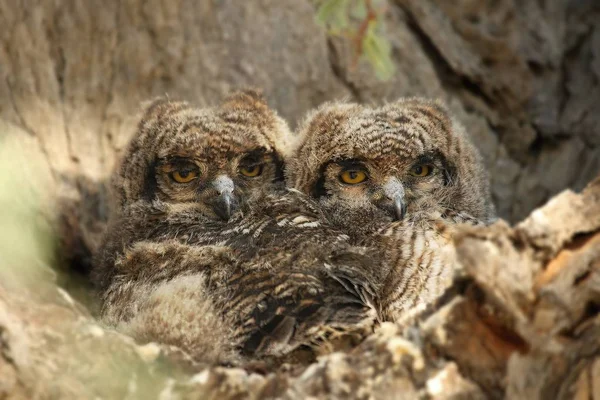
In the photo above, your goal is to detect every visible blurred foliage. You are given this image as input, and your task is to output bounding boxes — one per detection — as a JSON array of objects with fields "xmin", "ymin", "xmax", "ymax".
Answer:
[
  {"xmin": 0, "ymin": 133, "xmax": 184, "ymax": 397},
  {"xmin": 0, "ymin": 133, "xmax": 56, "ymax": 290},
  {"xmin": 315, "ymin": 0, "xmax": 395, "ymax": 80}
]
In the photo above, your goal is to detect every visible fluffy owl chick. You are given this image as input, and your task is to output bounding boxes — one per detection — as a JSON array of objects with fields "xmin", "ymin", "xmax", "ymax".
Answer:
[
  {"xmin": 287, "ymin": 98, "xmax": 495, "ymax": 236},
  {"xmin": 94, "ymin": 90, "xmax": 292, "ymax": 365},
  {"xmin": 94, "ymin": 92, "xmax": 376, "ymax": 365},
  {"xmin": 286, "ymin": 98, "xmax": 493, "ymax": 323},
  {"xmin": 95, "ymin": 89, "xmax": 290, "ymax": 290},
  {"xmin": 113, "ymin": 89, "xmax": 291, "ymax": 218}
]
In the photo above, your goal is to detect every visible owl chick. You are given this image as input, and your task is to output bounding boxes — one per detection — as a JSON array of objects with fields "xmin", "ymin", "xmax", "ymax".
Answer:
[
  {"xmin": 94, "ymin": 91, "xmax": 377, "ymax": 366},
  {"xmin": 94, "ymin": 90, "xmax": 290, "ymax": 364},
  {"xmin": 287, "ymin": 97, "xmax": 495, "ymax": 236},
  {"xmin": 286, "ymin": 98, "xmax": 495, "ymax": 322},
  {"xmin": 94, "ymin": 89, "xmax": 290, "ymax": 290}
]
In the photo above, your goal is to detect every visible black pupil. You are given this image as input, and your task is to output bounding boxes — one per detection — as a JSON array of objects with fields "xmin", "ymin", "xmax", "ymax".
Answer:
[
  {"xmin": 349, "ymin": 171, "xmax": 358, "ymax": 179},
  {"xmin": 247, "ymin": 166, "xmax": 257, "ymax": 172},
  {"xmin": 179, "ymin": 171, "xmax": 190, "ymax": 178},
  {"xmin": 414, "ymin": 166, "xmax": 423, "ymax": 175}
]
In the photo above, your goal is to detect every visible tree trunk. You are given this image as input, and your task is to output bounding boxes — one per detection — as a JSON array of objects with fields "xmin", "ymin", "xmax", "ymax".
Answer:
[{"xmin": 1, "ymin": 0, "xmax": 599, "ymax": 398}]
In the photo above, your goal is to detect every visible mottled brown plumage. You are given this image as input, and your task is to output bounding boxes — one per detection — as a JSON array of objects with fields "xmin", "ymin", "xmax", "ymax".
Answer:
[
  {"xmin": 112, "ymin": 90, "xmax": 290, "ymax": 215},
  {"xmin": 366, "ymin": 214, "xmax": 476, "ymax": 324},
  {"xmin": 95, "ymin": 89, "xmax": 291, "ymax": 291},
  {"xmin": 104, "ymin": 192, "xmax": 378, "ymax": 357},
  {"xmin": 287, "ymin": 98, "xmax": 494, "ymax": 322},
  {"xmin": 94, "ymin": 91, "xmax": 377, "ymax": 366},
  {"xmin": 287, "ymin": 98, "xmax": 495, "ymax": 235}
]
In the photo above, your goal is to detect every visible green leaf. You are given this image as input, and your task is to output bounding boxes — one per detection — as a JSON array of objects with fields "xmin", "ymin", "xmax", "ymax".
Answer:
[
  {"xmin": 315, "ymin": 0, "xmax": 395, "ymax": 80},
  {"xmin": 315, "ymin": 0, "xmax": 351, "ymax": 31},
  {"xmin": 362, "ymin": 22, "xmax": 395, "ymax": 81},
  {"xmin": 349, "ymin": 0, "xmax": 367, "ymax": 20}
]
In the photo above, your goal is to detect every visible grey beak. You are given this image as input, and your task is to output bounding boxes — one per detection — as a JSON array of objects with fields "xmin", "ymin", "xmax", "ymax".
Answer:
[
  {"xmin": 394, "ymin": 195, "xmax": 406, "ymax": 220},
  {"xmin": 383, "ymin": 178, "xmax": 406, "ymax": 221},
  {"xmin": 211, "ymin": 175, "xmax": 237, "ymax": 220}
]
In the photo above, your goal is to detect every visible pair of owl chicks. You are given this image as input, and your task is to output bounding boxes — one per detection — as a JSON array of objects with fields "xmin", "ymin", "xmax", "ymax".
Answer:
[{"xmin": 93, "ymin": 90, "xmax": 495, "ymax": 366}]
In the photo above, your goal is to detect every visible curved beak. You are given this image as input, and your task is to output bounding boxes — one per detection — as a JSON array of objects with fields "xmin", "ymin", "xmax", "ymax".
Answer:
[
  {"xmin": 382, "ymin": 178, "xmax": 406, "ymax": 221},
  {"xmin": 211, "ymin": 175, "xmax": 238, "ymax": 221},
  {"xmin": 394, "ymin": 195, "xmax": 406, "ymax": 220}
]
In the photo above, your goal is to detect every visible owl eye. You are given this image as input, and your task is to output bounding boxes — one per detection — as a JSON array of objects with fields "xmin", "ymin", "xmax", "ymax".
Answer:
[
  {"xmin": 340, "ymin": 170, "xmax": 368, "ymax": 185},
  {"xmin": 171, "ymin": 168, "xmax": 199, "ymax": 183},
  {"xmin": 409, "ymin": 164, "xmax": 433, "ymax": 177},
  {"xmin": 239, "ymin": 164, "xmax": 263, "ymax": 177}
]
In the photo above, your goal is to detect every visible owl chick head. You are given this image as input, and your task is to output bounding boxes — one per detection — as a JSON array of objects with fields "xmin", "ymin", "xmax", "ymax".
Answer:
[
  {"xmin": 113, "ymin": 89, "xmax": 291, "ymax": 220},
  {"xmin": 287, "ymin": 98, "xmax": 495, "ymax": 231}
]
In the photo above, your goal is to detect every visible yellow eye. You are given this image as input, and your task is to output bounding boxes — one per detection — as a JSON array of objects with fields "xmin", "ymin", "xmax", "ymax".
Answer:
[
  {"xmin": 340, "ymin": 170, "xmax": 367, "ymax": 184},
  {"xmin": 409, "ymin": 164, "xmax": 433, "ymax": 177},
  {"xmin": 171, "ymin": 169, "xmax": 199, "ymax": 183},
  {"xmin": 240, "ymin": 164, "xmax": 263, "ymax": 177}
]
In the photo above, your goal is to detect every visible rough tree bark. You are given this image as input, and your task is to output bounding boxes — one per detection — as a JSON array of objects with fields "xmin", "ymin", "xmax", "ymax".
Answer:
[{"xmin": 0, "ymin": 0, "xmax": 599, "ymax": 398}]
